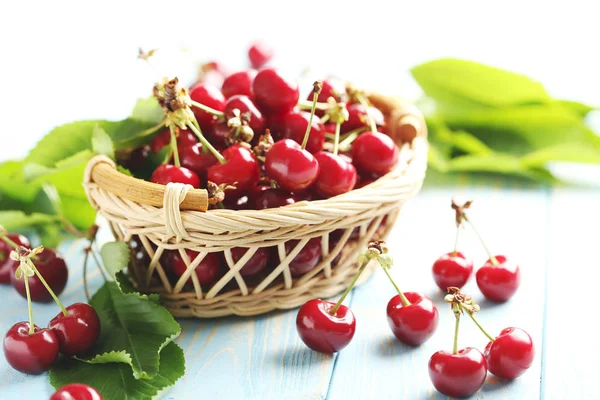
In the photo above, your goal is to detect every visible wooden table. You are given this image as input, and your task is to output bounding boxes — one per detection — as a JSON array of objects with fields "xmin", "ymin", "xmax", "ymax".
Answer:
[{"xmin": 1, "ymin": 175, "xmax": 598, "ymax": 400}]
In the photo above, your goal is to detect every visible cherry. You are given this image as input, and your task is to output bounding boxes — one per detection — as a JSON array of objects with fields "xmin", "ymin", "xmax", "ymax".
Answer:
[
  {"xmin": 224, "ymin": 95, "xmax": 266, "ymax": 135},
  {"xmin": 208, "ymin": 120, "xmax": 232, "ymax": 147},
  {"xmin": 251, "ymin": 186, "xmax": 298, "ymax": 210},
  {"xmin": 432, "ymin": 252, "xmax": 474, "ymax": 290},
  {"xmin": 48, "ymin": 303, "xmax": 101, "ymax": 356},
  {"xmin": 264, "ymin": 139, "xmax": 319, "ymax": 192},
  {"xmin": 150, "ymin": 164, "xmax": 201, "ymax": 188},
  {"xmin": 386, "ymin": 292, "xmax": 439, "ymax": 346},
  {"xmin": 3, "ymin": 322, "xmax": 59, "ymax": 374},
  {"xmin": 307, "ymin": 78, "xmax": 345, "ymax": 104},
  {"xmin": 484, "ymin": 327, "xmax": 534, "ymax": 379},
  {"xmin": 150, "ymin": 129, "xmax": 171, "ymax": 154},
  {"xmin": 207, "ymin": 145, "xmax": 260, "ymax": 198},
  {"xmin": 231, "ymin": 247, "xmax": 271, "ymax": 277},
  {"xmin": 248, "ymin": 41, "xmax": 274, "ymax": 69},
  {"xmin": 253, "ymin": 67, "xmax": 300, "ymax": 115},
  {"xmin": 0, "ymin": 233, "xmax": 30, "ymax": 284},
  {"xmin": 428, "ymin": 348, "xmax": 488, "ymax": 398},
  {"xmin": 341, "ymin": 103, "xmax": 385, "ymax": 133},
  {"xmin": 51, "ymin": 384, "xmax": 103, "ymax": 400},
  {"xmin": 351, "ymin": 132, "xmax": 399, "ymax": 177},
  {"xmin": 11, "ymin": 247, "xmax": 68, "ymax": 303},
  {"xmin": 117, "ymin": 146, "xmax": 150, "ymax": 173},
  {"xmin": 166, "ymin": 250, "xmax": 222, "ymax": 286},
  {"xmin": 269, "ymin": 110, "xmax": 325, "ymax": 154},
  {"xmin": 189, "ymin": 83, "xmax": 226, "ymax": 133},
  {"xmin": 296, "ymin": 299, "xmax": 355, "ymax": 353},
  {"xmin": 180, "ymin": 143, "xmax": 219, "ymax": 181},
  {"xmin": 283, "ymin": 238, "xmax": 322, "ymax": 277},
  {"xmin": 313, "ymin": 152, "xmax": 357, "ymax": 198},
  {"xmin": 221, "ymin": 70, "xmax": 256, "ymax": 99},
  {"xmin": 476, "ymin": 255, "xmax": 520, "ymax": 302}
]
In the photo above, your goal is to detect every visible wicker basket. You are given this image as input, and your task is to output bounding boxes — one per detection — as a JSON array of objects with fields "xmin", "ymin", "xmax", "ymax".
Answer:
[{"xmin": 83, "ymin": 93, "xmax": 428, "ymax": 318}]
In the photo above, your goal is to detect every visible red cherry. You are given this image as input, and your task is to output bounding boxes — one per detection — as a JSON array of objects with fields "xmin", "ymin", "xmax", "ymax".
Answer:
[
  {"xmin": 386, "ymin": 292, "xmax": 439, "ymax": 346},
  {"xmin": 269, "ymin": 110, "xmax": 325, "ymax": 154},
  {"xmin": 51, "ymin": 384, "xmax": 103, "ymax": 400},
  {"xmin": 341, "ymin": 103, "xmax": 385, "ymax": 133},
  {"xmin": 231, "ymin": 247, "xmax": 271, "ymax": 277},
  {"xmin": 207, "ymin": 145, "xmax": 260, "ymax": 198},
  {"xmin": 166, "ymin": 250, "xmax": 222, "ymax": 286},
  {"xmin": 476, "ymin": 255, "xmax": 520, "ymax": 302},
  {"xmin": 117, "ymin": 146, "xmax": 150, "ymax": 173},
  {"xmin": 150, "ymin": 164, "xmax": 201, "ymax": 188},
  {"xmin": 221, "ymin": 70, "xmax": 257, "ymax": 99},
  {"xmin": 208, "ymin": 120, "xmax": 231, "ymax": 148},
  {"xmin": 150, "ymin": 130, "xmax": 198, "ymax": 154},
  {"xmin": 48, "ymin": 303, "xmax": 101, "ymax": 356},
  {"xmin": 224, "ymin": 95, "xmax": 266, "ymax": 135},
  {"xmin": 248, "ymin": 41, "xmax": 274, "ymax": 69},
  {"xmin": 180, "ymin": 143, "xmax": 219, "ymax": 181},
  {"xmin": 189, "ymin": 83, "xmax": 226, "ymax": 133},
  {"xmin": 264, "ymin": 139, "xmax": 320, "ymax": 192},
  {"xmin": 432, "ymin": 252, "xmax": 474, "ymax": 290},
  {"xmin": 283, "ymin": 238, "xmax": 322, "ymax": 277},
  {"xmin": 253, "ymin": 67, "xmax": 300, "ymax": 115},
  {"xmin": 11, "ymin": 248, "xmax": 68, "ymax": 303},
  {"xmin": 313, "ymin": 152, "xmax": 357, "ymax": 198},
  {"xmin": 296, "ymin": 299, "xmax": 356, "ymax": 353},
  {"xmin": 0, "ymin": 233, "xmax": 30, "ymax": 283},
  {"xmin": 351, "ymin": 132, "xmax": 399, "ymax": 177},
  {"xmin": 251, "ymin": 187, "xmax": 298, "ymax": 209},
  {"xmin": 3, "ymin": 322, "xmax": 59, "ymax": 374},
  {"xmin": 485, "ymin": 327, "xmax": 534, "ymax": 379},
  {"xmin": 428, "ymin": 348, "xmax": 488, "ymax": 398},
  {"xmin": 307, "ymin": 78, "xmax": 346, "ymax": 104}
]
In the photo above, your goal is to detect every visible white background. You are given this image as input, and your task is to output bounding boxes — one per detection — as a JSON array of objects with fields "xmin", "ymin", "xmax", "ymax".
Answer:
[{"xmin": 1, "ymin": 0, "xmax": 599, "ymax": 164}]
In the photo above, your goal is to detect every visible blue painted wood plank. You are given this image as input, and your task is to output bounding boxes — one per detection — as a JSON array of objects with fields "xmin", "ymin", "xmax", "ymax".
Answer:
[{"xmin": 327, "ymin": 187, "xmax": 549, "ymax": 399}]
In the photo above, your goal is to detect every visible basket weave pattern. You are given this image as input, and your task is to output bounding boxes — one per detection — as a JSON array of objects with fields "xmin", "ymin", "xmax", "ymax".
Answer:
[{"xmin": 83, "ymin": 95, "xmax": 428, "ymax": 318}]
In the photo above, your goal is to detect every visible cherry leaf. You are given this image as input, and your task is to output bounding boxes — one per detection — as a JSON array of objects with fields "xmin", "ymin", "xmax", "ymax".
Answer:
[
  {"xmin": 92, "ymin": 125, "xmax": 115, "ymax": 160},
  {"xmin": 115, "ymin": 271, "xmax": 161, "ymax": 304},
  {"xmin": 100, "ymin": 241, "xmax": 131, "ymax": 278}
]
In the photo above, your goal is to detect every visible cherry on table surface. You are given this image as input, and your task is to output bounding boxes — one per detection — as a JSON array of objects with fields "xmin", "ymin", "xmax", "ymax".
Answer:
[
  {"xmin": 207, "ymin": 145, "xmax": 260, "ymax": 198},
  {"xmin": 432, "ymin": 251, "xmax": 474, "ymax": 290},
  {"xmin": 264, "ymin": 139, "xmax": 320, "ymax": 192},
  {"xmin": 428, "ymin": 347, "xmax": 488, "ymax": 398},
  {"xmin": 313, "ymin": 152, "xmax": 357, "ymax": 198},
  {"xmin": 476, "ymin": 255, "xmax": 520, "ymax": 302},
  {"xmin": 48, "ymin": 303, "xmax": 101, "ymax": 356},
  {"xmin": 248, "ymin": 41, "xmax": 274, "ymax": 69},
  {"xmin": 189, "ymin": 83, "xmax": 226, "ymax": 133},
  {"xmin": 485, "ymin": 327, "xmax": 534, "ymax": 379},
  {"xmin": 283, "ymin": 238, "xmax": 322, "ymax": 277},
  {"xmin": 296, "ymin": 299, "xmax": 356, "ymax": 353},
  {"xmin": 231, "ymin": 247, "xmax": 271, "ymax": 277},
  {"xmin": 166, "ymin": 250, "xmax": 223, "ymax": 286},
  {"xmin": 180, "ymin": 143, "xmax": 219, "ymax": 181},
  {"xmin": 51, "ymin": 383, "xmax": 103, "ymax": 400},
  {"xmin": 250, "ymin": 186, "xmax": 298, "ymax": 210},
  {"xmin": 351, "ymin": 131, "xmax": 399, "ymax": 177},
  {"xmin": 3, "ymin": 322, "xmax": 59, "ymax": 375},
  {"xmin": 269, "ymin": 110, "xmax": 326, "ymax": 154},
  {"xmin": 253, "ymin": 67, "xmax": 300, "ymax": 115},
  {"xmin": 341, "ymin": 103, "xmax": 385, "ymax": 134},
  {"xmin": 221, "ymin": 70, "xmax": 257, "ymax": 99},
  {"xmin": 0, "ymin": 233, "xmax": 30, "ymax": 284},
  {"xmin": 150, "ymin": 164, "xmax": 201, "ymax": 189},
  {"xmin": 224, "ymin": 95, "xmax": 266, "ymax": 135},
  {"xmin": 386, "ymin": 292, "xmax": 439, "ymax": 346},
  {"xmin": 10, "ymin": 247, "xmax": 68, "ymax": 303}
]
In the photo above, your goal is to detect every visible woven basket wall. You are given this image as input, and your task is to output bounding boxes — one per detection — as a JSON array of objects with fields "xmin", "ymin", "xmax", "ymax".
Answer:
[{"xmin": 83, "ymin": 93, "xmax": 428, "ymax": 318}]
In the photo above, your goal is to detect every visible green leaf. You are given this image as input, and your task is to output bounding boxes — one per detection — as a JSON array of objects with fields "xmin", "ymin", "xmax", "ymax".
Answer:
[
  {"xmin": 50, "ymin": 342, "xmax": 185, "ymax": 400},
  {"xmin": 115, "ymin": 271, "xmax": 161, "ymax": 304},
  {"xmin": 557, "ymin": 99, "xmax": 596, "ymax": 118},
  {"xmin": 521, "ymin": 144, "xmax": 600, "ymax": 168},
  {"xmin": 411, "ymin": 58, "xmax": 551, "ymax": 107},
  {"xmin": 130, "ymin": 96, "xmax": 164, "ymax": 124},
  {"xmin": 447, "ymin": 154, "xmax": 557, "ymax": 183},
  {"xmin": 92, "ymin": 125, "xmax": 115, "ymax": 160},
  {"xmin": 0, "ymin": 161, "xmax": 41, "ymax": 202},
  {"xmin": 81, "ymin": 282, "xmax": 181, "ymax": 379},
  {"xmin": 0, "ymin": 211, "xmax": 59, "ymax": 231},
  {"xmin": 100, "ymin": 242, "xmax": 131, "ymax": 278}
]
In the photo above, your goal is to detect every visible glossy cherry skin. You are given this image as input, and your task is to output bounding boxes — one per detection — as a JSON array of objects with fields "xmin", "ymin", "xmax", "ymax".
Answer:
[
  {"xmin": 151, "ymin": 129, "xmax": 198, "ymax": 154},
  {"xmin": 222, "ymin": 70, "xmax": 256, "ymax": 99},
  {"xmin": 51, "ymin": 384, "xmax": 103, "ymax": 400},
  {"xmin": 351, "ymin": 132, "xmax": 399, "ymax": 177},
  {"xmin": 264, "ymin": 139, "xmax": 320, "ymax": 192},
  {"xmin": 251, "ymin": 186, "xmax": 298, "ymax": 210},
  {"xmin": 11, "ymin": 248, "xmax": 68, "ymax": 303},
  {"xmin": 166, "ymin": 250, "xmax": 222, "ymax": 286},
  {"xmin": 313, "ymin": 152, "xmax": 357, "ymax": 198},
  {"xmin": 0, "ymin": 233, "xmax": 30, "ymax": 283},
  {"xmin": 307, "ymin": 78, "xmax": 345, "ymax": 103},
  {"xmin": 428, "ymin": 347, "xmax": 488, "ymax": 398},
  {"xmin": 253, "ymin": 67, "xmax": 300, "ymax": 115},
  {"xmin": 283, "ymin": 238, "xmax": 322, "ymax": 277},
  {"xmin": 386, "ymin": 292, "xmax": 439, "ymax": 346},
  {"xmin": 207, "ymin": 145, "xmax": 260, "ymax": 198},
  {"xmin": 341, "ymin": 104, "xmax": 385, "ymax": 133},
  {"xmin": 150, "ymin": 164, "xmax": 201, "ymax": 188},
  {"xmin": 248, "ymin": 41, "xmax": 274, "ymax": 69},
  {"xmin": 224, "ymin": 95, "xmax": 266, "ymax": 135},
  {"xmin": 231, "ymin": 247, "xmax": 271, "ymax": 277},
  {"xmin": 485, "ymin": 327, "xmax": 534, "ymax": 379},
  {"xmin": 476, "ymin": 255, "xmax": 520, "ymax": 302},
  {"xmin": 3, "ymin": 322, "xmax": 59, "ymax": 374},
  {"xmin": 296, "ymin": 299, "xmax": 356, "ymax": 353},
  {"xmin": 269, "ymin": 110, "xmax": 325, "ymax": 154},
  {"xmin": 180, "ymin": 143, "xmax": 219, "ymax": 182},
  {"xmin": 189, "ymin": 83, "xmax": 226, "ymax": 133},
  {"xmin": 117, "ymin": 146, "xmax": 150, "ymax": 173},
  {"xmin": 432, "ymin": 252, "xmax": 474, "ymax": 290},
  {"xmin": 48, "ymin": 303, "xmax": 101, "ymax": 356}
]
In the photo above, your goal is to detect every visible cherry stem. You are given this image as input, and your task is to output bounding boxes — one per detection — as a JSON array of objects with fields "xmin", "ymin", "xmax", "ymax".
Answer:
[
  {"xmin": 381, "ymin": 267, "xmax": 411, "ymax": 306},
  {"xmin": 453, "ymin": 226, "xmax": 459, "ymax": 257},
  {"xmin": 320, "ymin": 114, "xmax": 330, "ymax": 124},
  {"xmin": 190, "ymin": 100, "xmax": 225, "ymax": 118},
  {"xmin": 356, "ymin": 94, "xmax": 377, "ymax": 133},
  {"xmin": 329, "ymin": 260, "xmax": 369, "ymax": 316},
  {"xmin": 91, "ymin": 250, "xmax": 108, "ymax": 282},
  {"xmin": 24, "ymin": 276, "xmax": 35, "ymax": 335},
  {"xmin": 301, "ymin": 91, "xmax": 319, "ymax": 150},
  {"xmin": 463, "ymin": 216, "xmax": 499, "ymax": 265},
  {"xmin": 298, "ymin": 99, "xmax": 329, "ymax": 110},
  {"xmin": 169, "ymin": 126, "xmax": 181, "ymax": 167},
  {"xmin": 333, "ymin": 122, "xmax": 342, "ymax": 155},
  {"xmin": 83, "ymin": 250, "xmax": 91, "ymax": 302},
  {"xmin": 0, "ymin": 234, "xmax": 19, "ymax": 249},
  {"xmin": 466, "ymin": 311, "xmax": 496, "ymax": 342},
  {"xmin": 186, "ymin": 122, "xmax": 227, "ymax": 164},
  {"xmin": 453, "ymin": 313, "xmax": 460, "ymax": 354},
  {"xmin": 30, "ymin": 262, "xmax": 68, "ymax": 316}
]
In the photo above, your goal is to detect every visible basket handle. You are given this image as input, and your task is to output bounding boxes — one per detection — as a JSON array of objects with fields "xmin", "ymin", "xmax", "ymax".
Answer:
[
  {"xmin": 87, "ymin": 158, "xmax": 209, "ymax": 211},
  {"xmin": 367, "ymin": 93, "xmax": 427, "ymax": 146}
]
